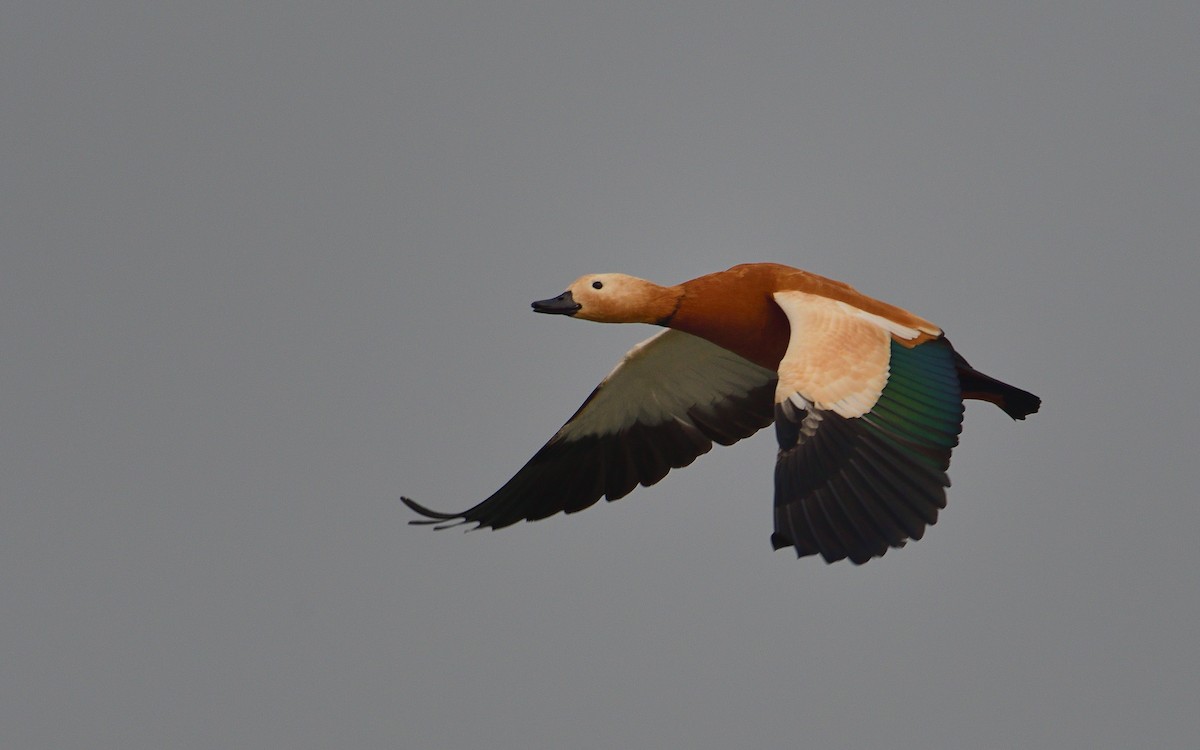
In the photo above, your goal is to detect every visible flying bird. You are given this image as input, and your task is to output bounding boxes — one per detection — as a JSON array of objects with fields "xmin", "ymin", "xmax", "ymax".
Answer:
[{"xmin": 403, "ymin": 263, "xmax": 1040, "ymax": 564}]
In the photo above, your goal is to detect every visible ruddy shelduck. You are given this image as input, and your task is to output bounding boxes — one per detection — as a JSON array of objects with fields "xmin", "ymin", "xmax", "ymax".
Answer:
[{"xmin": 403, "ymin": 263, "xmax": 1040, "ymax": 564}]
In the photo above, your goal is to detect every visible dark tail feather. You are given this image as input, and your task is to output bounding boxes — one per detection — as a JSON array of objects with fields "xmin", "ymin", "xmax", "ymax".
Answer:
[
  {"xmin": 943, "ymin": 339, "xmax": 1041, "ymax": 420},
  {"xmin": 954, "ymin": 359, "xmax": 1040, "ymax": 420}
]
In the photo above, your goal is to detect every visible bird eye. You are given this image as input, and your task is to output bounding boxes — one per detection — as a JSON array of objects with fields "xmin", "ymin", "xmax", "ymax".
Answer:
[{"xmin": 592, "ymin": 280, "xmax": 604, "ymax": 289}]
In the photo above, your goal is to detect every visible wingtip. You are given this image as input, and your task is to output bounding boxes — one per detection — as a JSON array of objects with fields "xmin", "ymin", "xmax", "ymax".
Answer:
[{"xmin": 400, "ymin": 496, "xmax": 464, "ymax": 523}]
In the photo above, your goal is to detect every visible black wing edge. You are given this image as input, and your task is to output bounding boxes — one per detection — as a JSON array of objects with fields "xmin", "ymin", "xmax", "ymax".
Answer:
[{"xmin": 400, "ymin": 380, "xmax": 776, "ymax": 532}]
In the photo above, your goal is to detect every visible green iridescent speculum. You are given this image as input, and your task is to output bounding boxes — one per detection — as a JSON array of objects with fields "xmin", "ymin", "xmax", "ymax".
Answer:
[{"xmin": 864, "ymin": 339, "xmax": 965, "ymax": 471}]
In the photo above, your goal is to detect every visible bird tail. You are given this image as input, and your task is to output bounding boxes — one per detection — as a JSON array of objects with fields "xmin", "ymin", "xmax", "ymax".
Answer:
[{"xmin": 942, "ymin": 338, "xmax": 1041, "ymax": 420}]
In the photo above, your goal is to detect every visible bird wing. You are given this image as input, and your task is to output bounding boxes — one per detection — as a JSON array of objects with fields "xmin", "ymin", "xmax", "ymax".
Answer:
[
  {"xmin": 770, "ymin": 291, "xmax": 964, "ymax": 564},
  {"xmin": 402, "ymin": 329, "xmax": 776, "ymax": 530}
]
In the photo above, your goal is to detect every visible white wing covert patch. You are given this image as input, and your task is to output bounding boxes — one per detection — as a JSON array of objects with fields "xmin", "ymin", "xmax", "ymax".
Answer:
[
  {"xmin": 557, "ymin": 329, "xmax": 776, "ymax": 440},
  {"xmin": 772, "ymin": 291, "xmax": 904, "ymax": 419}
]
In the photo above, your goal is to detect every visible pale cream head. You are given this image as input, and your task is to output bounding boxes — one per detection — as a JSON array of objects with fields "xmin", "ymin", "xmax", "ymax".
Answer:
[{"xmin": 561, "ymin": 273, "xmax": 677, "ymax": 324}]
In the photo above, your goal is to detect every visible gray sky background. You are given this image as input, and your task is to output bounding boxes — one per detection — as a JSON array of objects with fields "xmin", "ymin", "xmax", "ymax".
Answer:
[{"xmin": 3, "ymin": 2, "xmax": 1198, "ymax": 748}]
